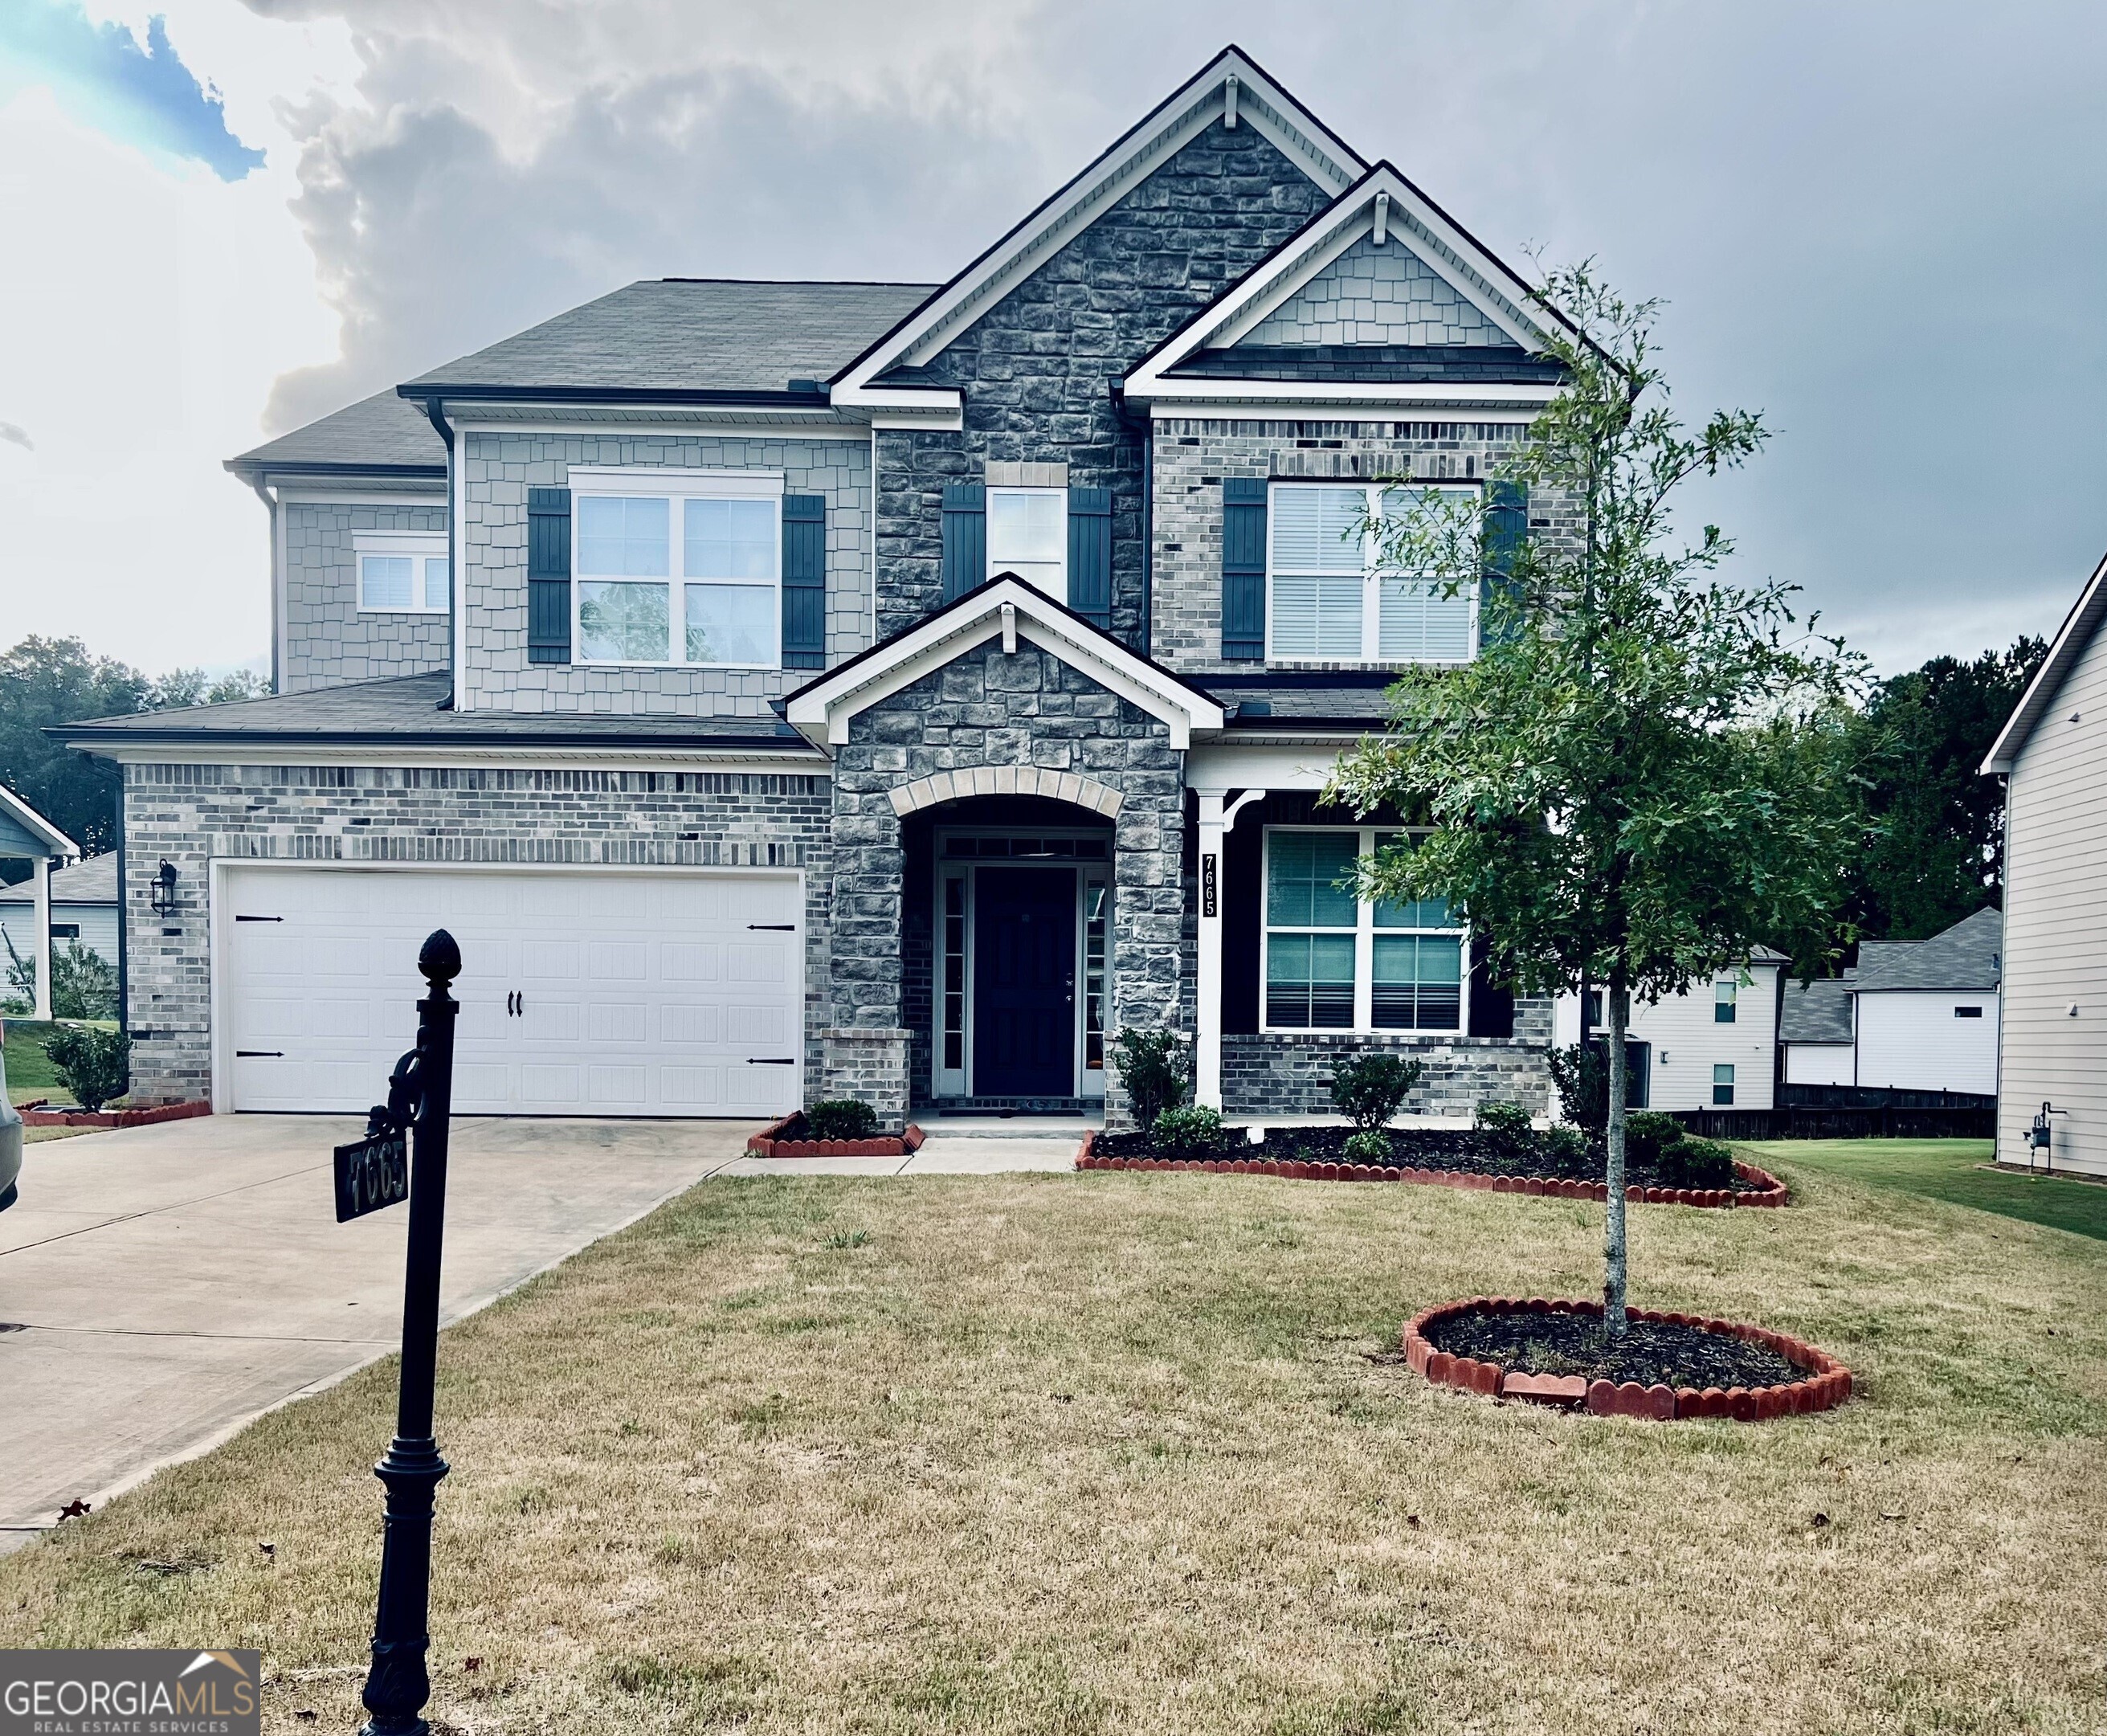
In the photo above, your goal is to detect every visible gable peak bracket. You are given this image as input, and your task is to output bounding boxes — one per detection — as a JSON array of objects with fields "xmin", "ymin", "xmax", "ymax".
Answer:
[
  {"xmin": 1372, "ymin": 191, "xmax": 1390, "ymax": 244},
  {"xmin": 1224, "ymin": 74, "xmax": 1239, "ymax": 129}
]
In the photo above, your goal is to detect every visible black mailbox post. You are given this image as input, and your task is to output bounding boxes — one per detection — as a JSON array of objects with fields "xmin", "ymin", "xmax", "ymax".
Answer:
[{"xmin": 337, "ymin": 929, "xmax": 460, "ymax": 1736}]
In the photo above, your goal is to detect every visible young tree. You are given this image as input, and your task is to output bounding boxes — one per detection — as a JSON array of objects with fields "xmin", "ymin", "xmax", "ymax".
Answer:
[{"xmin": 1329, "ymin": 265, "xmax": 1864, "ymax": 1331}]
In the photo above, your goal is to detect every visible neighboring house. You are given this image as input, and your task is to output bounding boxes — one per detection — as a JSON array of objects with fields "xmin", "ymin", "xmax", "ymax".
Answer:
[
  {"xmin": 56, "ymin": 48, "xmax": 1584, "ymax": 1128},
  {"xmin": 1779, "ymin": 910, "xmax": 2002, "ymax": 1095},
  {"xmin": 0, "ymin": 784, "xmax": 81, "ymax": 1023},
  {"xmin": 0, "ymin": 853, "xmax": 120, "ymax": 963},
  {"xmin": 1984, "ymin": 547, "xmax": 2107, "ymax": 1174},
  {"xmin": 1552, "ymin": 954, "xmax": 1784, "ymax": 1113},
  {"xmin": 1779, "ymin": 972, "xmax": 1856, "ymax": 1085}
]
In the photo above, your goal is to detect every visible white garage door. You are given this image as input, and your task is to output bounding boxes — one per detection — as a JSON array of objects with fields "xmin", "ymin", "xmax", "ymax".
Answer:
[{"xmin": 221, "ymin": 866, "xmax": 802, "ymax": 1117}]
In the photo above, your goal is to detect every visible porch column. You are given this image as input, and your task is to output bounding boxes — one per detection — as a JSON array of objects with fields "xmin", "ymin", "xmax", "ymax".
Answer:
[
  {"xmin": 1194, "ymin": 789, "xmax": 1264, "ymax": 1109},
  {"xmin": 31, "ymin": 852, "xmax": 52, "ymax": 1023}
]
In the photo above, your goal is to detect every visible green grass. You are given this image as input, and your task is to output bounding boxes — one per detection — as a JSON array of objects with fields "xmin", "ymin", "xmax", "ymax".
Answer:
[
  {"xmin": 3, "ymin": 1018, "xmax": 62, "ymax": 1104},
  {"xmin": 1740, "ymin": 1138, "xmax": 2107, "ymax": 1243}
]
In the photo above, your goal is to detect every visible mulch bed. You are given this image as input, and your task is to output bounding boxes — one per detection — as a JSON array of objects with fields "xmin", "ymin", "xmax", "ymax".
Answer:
[
  {"xmin": 1079, "ymin": 1126, "xmax": 1788, "ymax": 1209},
  {"xmin": 747, "ymin": 1114, "xmax": 925, "ymax": 1158},
  {"xmin": 1403, "ymin": 1297, "xmax": 1854, "ymax": 1422},
  {"xmin": 16, "ymin": 1099, "xmax": 210, "ymax": 1130}
]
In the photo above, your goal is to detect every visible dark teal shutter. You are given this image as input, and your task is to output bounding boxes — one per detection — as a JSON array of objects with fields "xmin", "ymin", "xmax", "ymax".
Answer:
[
  {"xmin": 1479, "ymin": 481, "xmax": 1527, "ymax": 647},
  {"xmin": 940, "ymin": 484, "xmax": 985, "ymax": 602},
  {"xmin": 781, "ymin": 495, "xmax": 827, "ymax": 669},
  {"xmin": 527, "ymin": 487, "xmax": 571, "ymax": 664},
  {"xmin": 1067, "ymin": 486, "xmax": 1112, "ymax": 627},
  {"xmin": 1222, "ymin": 478, "xmax": 1267, "ymax": 660}
]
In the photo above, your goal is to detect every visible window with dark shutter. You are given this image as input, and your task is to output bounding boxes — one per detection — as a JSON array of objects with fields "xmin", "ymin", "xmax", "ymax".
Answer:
[
  {"xmin": 1222, "ymin": 478, "xmax": 1267, "ymax": 660},
  {"xmin": 780, "ymin": 494, "xmax": 827, "ymax": 669},
  {"xmin": 940, "ymin": 484, "xmax": 986, "ymax": 603},
  {"xmin": 1479, "ymin": 480, "xmax": 1527, "ymax": 645},
  {"xmin": 526, "ymin": 486, "xmax": 572, "ymax": 664},
  {"xmin": 1066, "ymin": 485, "xmax": 1112, "ymax": 627}
]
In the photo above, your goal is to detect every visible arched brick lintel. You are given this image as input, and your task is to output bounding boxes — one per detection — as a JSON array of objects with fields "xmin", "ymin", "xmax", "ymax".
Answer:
[{"xmin": 886, "ymin": 765, "xmax": 1124, "ymax": 819}]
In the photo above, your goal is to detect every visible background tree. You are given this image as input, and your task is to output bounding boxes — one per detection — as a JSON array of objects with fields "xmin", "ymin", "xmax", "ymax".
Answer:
[
  {"xmin": 0, "ymin": 636, "xmax": 264, "ymax": 880},
  {"xmin": 1330, "ymin": 264, "xmax": 1864, "ymax": 1332},
  {"xmin": 1836, "ymin": 637, "xmax": 2046, "ymax": 946}
]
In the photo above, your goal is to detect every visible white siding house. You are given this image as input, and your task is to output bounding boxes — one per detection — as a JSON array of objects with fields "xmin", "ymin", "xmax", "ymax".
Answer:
[
  {"xmin": 1983, "ymin": 546, "xmax": 2107, "ymax": 1176},
  {"xmin": 1781, "ymin": 974, "xmax": 1855, "ymax": 1084},
  {"xmin": 0, "ymin": 853, "xmax": 119, "ymax": 966},
  {"xmin": 1554, "ymin": 954, "xmax": 1782, "ymax": 1113}
]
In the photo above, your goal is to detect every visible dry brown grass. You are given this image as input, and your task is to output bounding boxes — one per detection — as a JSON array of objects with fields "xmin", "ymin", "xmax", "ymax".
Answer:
[{"xmin": 2, "ymin": 1152, "xmax": 2103, "ymax": 1734}]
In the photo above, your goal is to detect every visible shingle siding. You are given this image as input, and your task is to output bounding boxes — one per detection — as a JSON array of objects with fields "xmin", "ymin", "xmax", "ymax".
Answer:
[
  {"xmin": 1239, "ymin": 235, "xmax": 1513, "ymax": 348},
  {"xmin": 282, "ymin": 497, "xmax": 451, "ymax": 693}
]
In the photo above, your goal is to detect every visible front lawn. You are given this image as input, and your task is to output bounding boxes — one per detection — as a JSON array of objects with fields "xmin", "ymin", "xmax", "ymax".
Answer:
[
  {"xmin": 2, "ymin": 1018, "xmax": 62, "ymax": 1104},
  {"xmin": 1741, "ymin": 1138, "xmax": 2107, "ymax": 1243},
  {"xmin": 2, "ymin": 1164, "xmax": 2102, "ymax": 1733}
]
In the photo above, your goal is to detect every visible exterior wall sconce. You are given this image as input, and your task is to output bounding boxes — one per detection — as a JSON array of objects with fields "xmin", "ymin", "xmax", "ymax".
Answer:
[{"xmin": 149, "ymin": 858, "xmax": 179, "ymax": 916}]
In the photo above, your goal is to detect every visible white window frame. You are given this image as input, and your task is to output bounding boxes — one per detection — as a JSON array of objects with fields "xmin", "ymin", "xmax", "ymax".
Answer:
[
  {"xmin": 986, "ymin": 485, "xmax": 1068, "ymax": 603},
  {"xmin": 353, "ymin": 532, "xmax": 450, "ymax": 615},
  {"xmin": 1713, "ymin": 1063, "xmax": 1736, "ymax": 1106},
  {"xmin": 567, "ymin": 467, "xmax": 785, "ymax": 670},
  {"xmin": 1259, "ymin": 825, "xmax": 1470, "ymax": 1035},
  {"xmin": 1714, "ymin": 978, "xmax": 1737, "ymax": 1023},
  {"xmin": 1264, "ymin": 481, "xmax": 1481, "ymax": 666}
]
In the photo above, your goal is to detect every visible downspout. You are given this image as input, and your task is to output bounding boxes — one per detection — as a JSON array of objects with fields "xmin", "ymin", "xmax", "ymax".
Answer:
[
  {"xmin": 244, "ymin": 477, "xmax": 280, "ymax": 692},
  {"xmin": 114, "ymin": 767, "xmax": 126, "ymax": 1038},
  {"xmin": 414, "ymin": 397, "xmax": 460, "ymax": 712},
  {"xmin": 1141, "ymin": 427, "xmax": 1154, "ymax": 657}
]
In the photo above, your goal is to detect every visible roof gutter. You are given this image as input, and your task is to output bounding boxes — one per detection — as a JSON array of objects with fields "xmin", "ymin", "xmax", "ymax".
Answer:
[{"xmin": 398, "ymin": 383, "xmax": 835, "ymax": 410}]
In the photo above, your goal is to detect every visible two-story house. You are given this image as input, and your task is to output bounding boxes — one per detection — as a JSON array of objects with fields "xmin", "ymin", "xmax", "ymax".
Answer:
[{"xmin": 59, "ymin": 47, "xmax": 1575, "ymax": 1130}]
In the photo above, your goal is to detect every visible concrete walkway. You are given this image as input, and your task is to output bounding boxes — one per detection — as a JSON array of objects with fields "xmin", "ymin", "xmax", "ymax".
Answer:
[{"xmin": 0, "ymin": 1111, "xmax": 1084, "ymax": 1550}]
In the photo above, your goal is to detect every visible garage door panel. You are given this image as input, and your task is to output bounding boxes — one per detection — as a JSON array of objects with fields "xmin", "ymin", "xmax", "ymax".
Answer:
[{"xmin": 224, "ymin": 868, "xmax": 801, "ymax": 1117}]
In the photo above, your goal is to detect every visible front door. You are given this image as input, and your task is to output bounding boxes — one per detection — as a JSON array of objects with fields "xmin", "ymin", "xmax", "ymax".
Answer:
[{"xmin": 972, "ymin": 866, "xmax": 1076, "ymax": 1097}]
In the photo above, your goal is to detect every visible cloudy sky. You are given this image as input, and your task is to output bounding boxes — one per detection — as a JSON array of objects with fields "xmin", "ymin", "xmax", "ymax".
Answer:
[{"xmin": 2, "ymin": 0, "xmax": 2103, "ymax": 679}]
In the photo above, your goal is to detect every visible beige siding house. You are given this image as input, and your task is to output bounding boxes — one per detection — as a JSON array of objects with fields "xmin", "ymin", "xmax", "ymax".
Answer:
[{"xmin": 1983, "ymin": 546, "xmax": 2107, "ymax": 1176}]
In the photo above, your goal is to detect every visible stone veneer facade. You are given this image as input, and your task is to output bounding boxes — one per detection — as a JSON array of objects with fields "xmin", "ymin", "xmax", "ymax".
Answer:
[
  {"xmin": 456, "ymin": 431, "xmax": 872, "ymax": 717},
  {"xmin": 823, "ymin": 639, "xmax": 1183, "ymax": 1129},
  {"xmin": 282, "ymin": 496, "xmax": 450, "ymax": 693},
  {"xmin": 119, "ymin": 761, "xmax": 834, "ymax": 1105},
  {"xmin": 1221, "ymin": 1018, "xmax": 1555, "ymax": 1121}
]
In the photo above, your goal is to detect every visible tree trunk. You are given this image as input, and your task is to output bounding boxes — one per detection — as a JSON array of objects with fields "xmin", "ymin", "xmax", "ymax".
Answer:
[{"xmin": 1603, "ymin": 966, "xmax": 1630, "ymax": 1334}]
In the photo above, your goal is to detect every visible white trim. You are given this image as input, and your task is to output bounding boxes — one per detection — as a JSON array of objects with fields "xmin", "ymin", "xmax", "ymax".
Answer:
[
  {"xmin": 831, "ymin": 50, "xmax": 1364, "ymax": 409},
  {"xmin": 783, "ymin": 575, "xmax": 1225, "ymax": 752},
  {"xmin": 0, "ymin": 783, "xmax": 80, "ymax": 857},
  {"xmin": 566, "ymin": 466, "xmax": 785, "ymax": 497},
  {"xmin": 1983, "ymin": 544, "xmax": 2107, "ymax": 772},
  {"xmin": 986, "ymin": 484, "xmax": 1068, "ymax": 604},
  {"xmin": 449, "ymin": 423, "xmax": 463, "ymax": 710},
  {"xmin": 1265, "ymin": 480, "xmax": 1480, "ymax": 667},
  {"xmin": 84, "ymin": 745, "xmax": 827, "ymax": 774},
  {"xmin": 273, "ymin": 490, "xmax": 447, "ymax": 506},
  {"xmin": 354, "ymin": 533, "xmax": 451, "ymax": 615},
  {"xmin": 454, "ymin": 418, "xmax": 867, "ymax": 441},
  {"xmin": 1189, "ymin": 739, "xmax": 1349, "ymax": 792},
  {"xmin": 207, "ymin": 857, "xmax": 806, "ymax": 1115},
  {"xmin": 1258, "ymin": 823, "xmax": 1470, "ymax": 1037},
  {"xmin": 1140, "ymin": 382, "xmax": 1562, "ymax": 413},
  {"xmin": 268, "ymin": 483, "xmax": 288, "ymax": 696}
]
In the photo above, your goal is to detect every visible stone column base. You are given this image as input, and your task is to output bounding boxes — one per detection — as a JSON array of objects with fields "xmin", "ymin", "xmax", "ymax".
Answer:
[{"xmin": 819, "ymin": 1028, "xmax": 912, "ymax": 1132}]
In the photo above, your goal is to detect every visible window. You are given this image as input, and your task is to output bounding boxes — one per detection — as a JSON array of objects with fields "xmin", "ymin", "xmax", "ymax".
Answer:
[
  {"xmin": 51, "ymin": 923, "xmax": 80, "ymax": 940},
  {"xmin": 1268, "ymin": 483, "xmax": 1477, "ymax": 664},
  {"xmin": 1713, "ymin": 1064, "xmax": 1735, "ymax": 1106},
  {"xmin": 987, "ymin": 487, "xmax": 1066, "ymax": 601},
  {"xmin": 1955, "ymin": 1005, "xmax": 1984, "ymax": 1019},
  {"xmin": 1714, "ymin": 979, "xmax": 1737, "ymax": 1023},
  {"xmin": 355, "ymin": 533, "xmax": 449, "ymax": 613},
  {"xmin": 570, "ymin": 469, "xmax": 781, "ymax": 667},
  {"xmin": 1263, "ymin": 827, "xmax": 1465, "ymax": 1033}
]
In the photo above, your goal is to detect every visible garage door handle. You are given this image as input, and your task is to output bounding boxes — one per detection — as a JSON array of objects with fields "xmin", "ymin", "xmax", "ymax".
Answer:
[
  {"xmin": 747, "ymin": 924, "xmax": 796, "ymax": 932},
  {"xmin": 747, "ymin": 1056, "xmax": 798, "ymax": 1065},
  {"xmin": 235, "ymin": 915, "xmax": 284, "ymax": 923},
  {"xmin": 236, "ymin": 1050, "xmax": 284, "ymax": 1058}
]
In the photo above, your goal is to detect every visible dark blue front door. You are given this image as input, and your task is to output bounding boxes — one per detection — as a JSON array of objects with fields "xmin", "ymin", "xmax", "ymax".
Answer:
[{"xmin": 973, "ymin": 867, "xmax": 1076, "ymax": 1097}]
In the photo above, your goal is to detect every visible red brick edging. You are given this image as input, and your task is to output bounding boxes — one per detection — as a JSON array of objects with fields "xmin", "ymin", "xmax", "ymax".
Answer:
[
  {"xmin": 746, "ymin": 1114, "xmax": 925, "ymax": 1158},
  {"xmin": 18, "ymin": 1099, "xmax": 211, "ymax": 1130},
  {"xmin": 1403, "ymin": 1295, "xmax": 1853, "ymax": 1421},
  {"xmin": 1073, "ymin": 1130, "xmax": 1786, "ymax": 1208}
]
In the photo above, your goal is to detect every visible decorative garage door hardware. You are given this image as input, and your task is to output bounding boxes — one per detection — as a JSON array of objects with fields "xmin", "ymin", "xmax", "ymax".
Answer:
[
  {"xmin": 1401, "ymin": 1296, "xmax": 1854, "ymax": 1423},
  {"xmin": 330, "ymin": 927, "xmax": 462, "ymax": 1736},
  {"xmin": 233, "ymin": 913, "xmax": 283, "ymax": 921},
  {"xmin": 504, "ymin": 992, "xmax": 525, "ymax": 1017},
  {"xmin": 1073, "ymin": 1131, "xmax": 1790, "ymax": 1208},
  {"xmin": 747, "ymin": 923, "xmax": 796, "ymax": 931},
  {"xmin": 236, "ymin": 1049, "xmax": 284, "ymax": 1058}
]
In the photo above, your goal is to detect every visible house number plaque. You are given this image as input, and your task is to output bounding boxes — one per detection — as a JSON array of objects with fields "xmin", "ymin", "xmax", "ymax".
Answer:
[{"xmin": 1202, "ymin": 852, "xmax": 1218, "ymax": 917}]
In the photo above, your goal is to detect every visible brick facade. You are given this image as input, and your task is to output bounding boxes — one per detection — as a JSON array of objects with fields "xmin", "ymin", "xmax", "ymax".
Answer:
[
  {"xmin": 119, "ymin": 761, "xmax": 833, "ymax": 1105},
  {"xmin": 282, "ymin": 496, "xmax": 450, "ymax": 693}
]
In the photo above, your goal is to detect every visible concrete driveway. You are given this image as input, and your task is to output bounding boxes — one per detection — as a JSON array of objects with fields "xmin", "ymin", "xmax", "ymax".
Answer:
[{"xmin": 0, "ymin": 1113, "xmax": 752, "ymax": 1550}]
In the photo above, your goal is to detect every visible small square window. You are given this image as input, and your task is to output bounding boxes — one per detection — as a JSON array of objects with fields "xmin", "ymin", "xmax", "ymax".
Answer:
[
  {"xmin": 1713, "ymin": 980, "xmax": 1737, "ymax": 1023},
  {"xmin": 1954, "ymin": 1005, "xmax": 1983, "ymax": 1019},
  {"xmin": 1712, "ymin": 1063, "xmax": 1735, "ymax": 1107}
]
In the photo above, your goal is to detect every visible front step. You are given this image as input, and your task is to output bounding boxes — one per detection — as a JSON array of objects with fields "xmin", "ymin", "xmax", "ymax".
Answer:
[{"xmin": 925, "ymin": 1096, "xmax": 1100, "ymax": 1118}]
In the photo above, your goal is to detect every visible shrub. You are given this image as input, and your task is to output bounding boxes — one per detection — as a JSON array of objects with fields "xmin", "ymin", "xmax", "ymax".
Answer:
[
  {"xmin": 1329, "ymin": 1052, "xmax": 1423, "ymax": 1134},
  {"xmin": 1623, "ymin": 1110, "xmax": 1687, "ymax": 1167},
  {"xmin": 1112, "ymin": 1028, "xmax": 1190, "ymax": 1129},
  {"xmin": 51, "ymin": 942, "xmax": 118, "ymax": 1021},
  {"xmin": 803, "ymin": 1099, "xmax": 878, "ymax": 1141},
  {"xmin": 45, "ymin": 1023, "xmax": 129, "ymax": 1113},
  {"xmin": 1473, "ymin": 1099, "xmax": 1537, "ymax": 1158},
  {"xmin": 1658, "ymin": 1135, "xmax": 1735, "ymax": 1189},
  {"xmin": 1538, "ymin": 1123, "xmax": 1593, "ymax": 1177},
  {"xmin": 1547, "ymin": 1043, "xmax": 1607, "ymax": 1129},
  {"xmin": 1342, "ymin": 1128, "xmax": 1391, "ymax": 1165},
  {"xmin": 1150, "ymin": 1102, "xmax": 1223, "ymax": 1160}
]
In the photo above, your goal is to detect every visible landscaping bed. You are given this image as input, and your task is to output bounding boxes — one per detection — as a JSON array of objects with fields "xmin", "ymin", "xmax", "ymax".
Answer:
[
  {"xmin": 1080, "ymin": 1125, "xmax": 1787, "ymax": 1207},
  {"xmin": 1404, "ymin": 1296, "xmax": 1852, "ymax": 1420},
  {"xmin": 746, "ymin": 1112, "xmax": 925, "ymax": 1158},
  {"xmin": 15, "ymin": 1099, "xmax": 210, "ymax": 1130}
]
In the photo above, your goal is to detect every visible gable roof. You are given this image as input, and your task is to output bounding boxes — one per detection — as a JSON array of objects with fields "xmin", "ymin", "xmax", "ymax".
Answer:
[
  {"xmin": 227, "ymin": 386, "xmax": 447, "ymax": 484},
  {"xmin": 0, "ymin": 852, "xmax": 115, "ymax": 906},
  {"xmin": 399, "ymin": 278, "xmax": 933, "ymax": 406},
  {"xmin": 782, "ymin": 576, "xmax": 1226, "ymax": 751},
  {"xmin": 1121, "ymin": 162, "xmax": 1570, "ymax": 411},
  {"xmin": 0, "ymin": 784, "xmax": 80, "ymax": 860},
  {"xmin": 1781, "ymin": 973, "xmax": 1856, "ymax": 1045},
  {"xmin": 829, "ymin": 46, "xmax": 1365, "ymax": 418},
  {"xmin": 1850, "ymin": 907, "xmax": 2004, "ymax": 994},
  {"xmin": 1982, "ymin": 544, "xmax": 2107, "ymax": 773}
]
